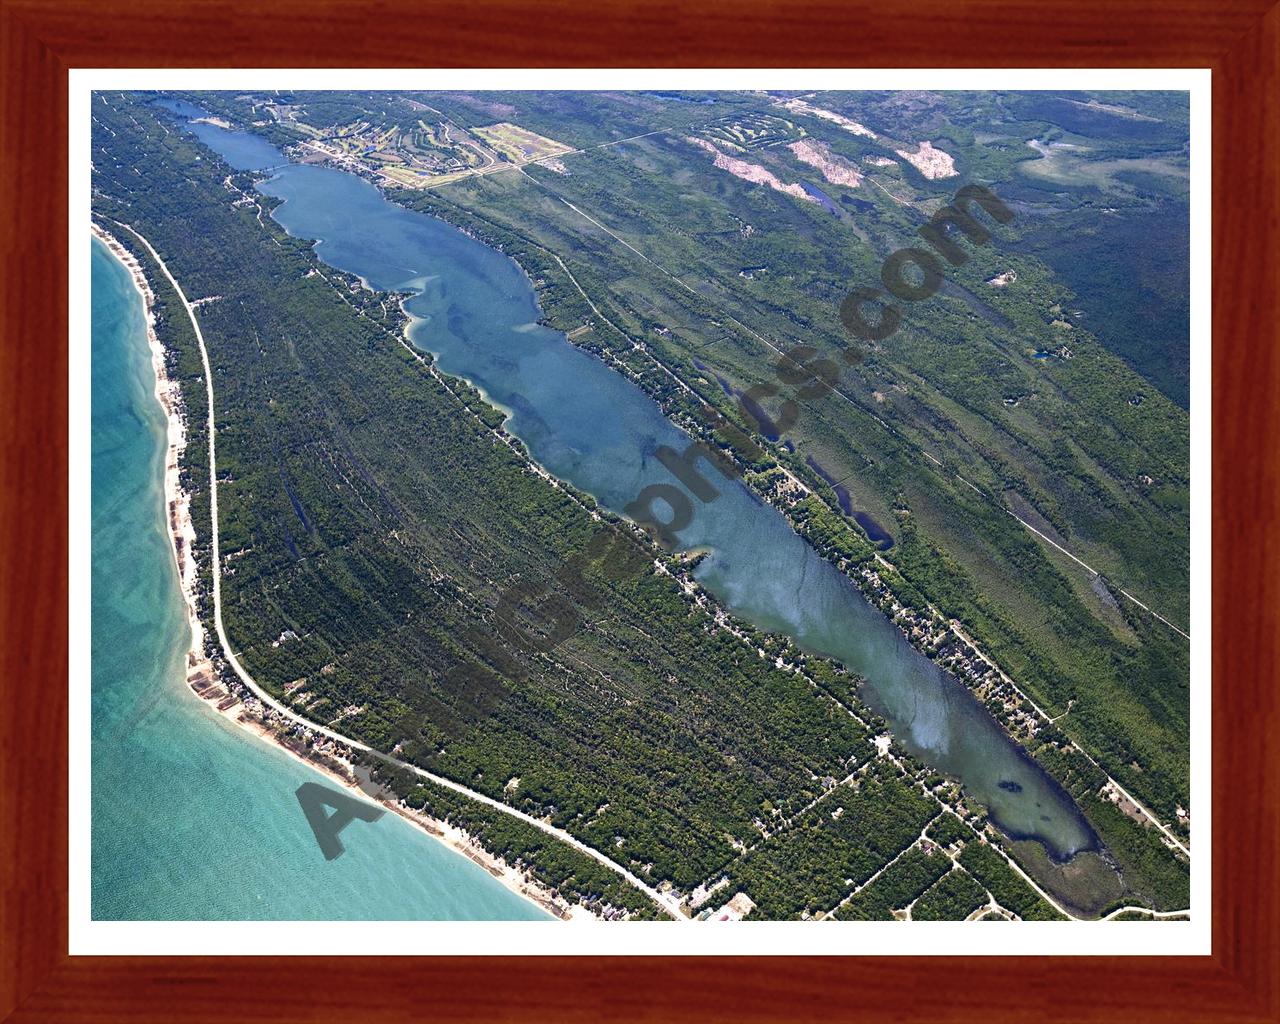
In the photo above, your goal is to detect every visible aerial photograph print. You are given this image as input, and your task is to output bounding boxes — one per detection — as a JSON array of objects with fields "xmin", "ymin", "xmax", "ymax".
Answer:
[{"xmin": 87, "ymin": 82, "xmax": 1196, "ymax": 935}]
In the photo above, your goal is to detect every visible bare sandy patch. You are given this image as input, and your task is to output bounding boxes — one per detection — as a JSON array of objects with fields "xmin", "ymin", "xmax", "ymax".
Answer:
[
  {"xmin": 787, "ymin": 139, "xmax": 862, "ymax": 187},
  {"xmin": 473, "ymin": 122, "xmax": 575, "ymax": 163},
  {"xmin": 777, "ymin": 97, "xmax": 878, "ymax": 139},
  {"xmin": 894, "ymin": 140, "xmax": 958, "ymax": 180},
  {"xmin": 686, "ymin": 136, "xmax": 816, "ymax": 203}
]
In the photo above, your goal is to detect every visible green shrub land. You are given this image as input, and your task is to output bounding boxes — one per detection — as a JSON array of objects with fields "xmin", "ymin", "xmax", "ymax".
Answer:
[
  {"xmin": 911, "ymin": 866, "xmax": 991, "ymax": 921},
  {"xmin": 833, "ymin": 845, "xmax": 952, "ymax": 920}
]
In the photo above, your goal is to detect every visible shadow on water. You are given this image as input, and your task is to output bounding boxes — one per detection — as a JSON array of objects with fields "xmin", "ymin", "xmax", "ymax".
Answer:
[{"xmin": 804, "ymin": 456, "xmax": 895, "ymax": 550}]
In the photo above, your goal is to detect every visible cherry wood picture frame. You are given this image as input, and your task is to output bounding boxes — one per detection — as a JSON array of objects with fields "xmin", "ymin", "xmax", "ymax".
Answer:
[{"xmin": 2, "ymin": 1, "xmax": 1276, "ymax": 1020}]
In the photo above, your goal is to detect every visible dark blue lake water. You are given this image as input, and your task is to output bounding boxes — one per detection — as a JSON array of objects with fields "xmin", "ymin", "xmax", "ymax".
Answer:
[{"xmin": 800, "ymin": 181, "xmax": 840, "ymax": 215}]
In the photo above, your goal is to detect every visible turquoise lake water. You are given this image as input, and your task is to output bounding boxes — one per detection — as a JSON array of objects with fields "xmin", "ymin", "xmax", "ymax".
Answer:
[{"xmin": 91, "ymin": 236, "xmax": 550, "ymax": 920}]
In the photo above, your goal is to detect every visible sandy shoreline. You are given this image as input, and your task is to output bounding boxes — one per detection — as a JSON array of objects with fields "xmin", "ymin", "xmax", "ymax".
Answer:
[
  {"xmin": 92, "ymin": 223, "xmax": 581, "ymax": 922},
  {"xmin": 227, "ymin": 706, "xmax": 576, "ymax": 920},
  {"xmin": 92, "ymin": 226, "xmax": 207, "ymax": 668}
]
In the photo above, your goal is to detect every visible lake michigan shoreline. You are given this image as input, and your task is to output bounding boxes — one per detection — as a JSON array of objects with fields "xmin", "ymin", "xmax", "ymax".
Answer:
[{"xmin": 91, "ymin": 225, "xmax": 576, "ymax": 923}]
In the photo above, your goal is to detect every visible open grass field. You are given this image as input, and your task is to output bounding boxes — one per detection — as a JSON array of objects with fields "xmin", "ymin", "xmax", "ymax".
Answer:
[{"xmin": 472, "ymin": 122, "xmax": 575, "ymax": 163}]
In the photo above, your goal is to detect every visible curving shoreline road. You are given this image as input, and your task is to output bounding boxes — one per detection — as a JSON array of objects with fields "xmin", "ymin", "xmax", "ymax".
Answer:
[{"xmin": 104, "ymin": 219, "xmax": 687, "ymax": 922}]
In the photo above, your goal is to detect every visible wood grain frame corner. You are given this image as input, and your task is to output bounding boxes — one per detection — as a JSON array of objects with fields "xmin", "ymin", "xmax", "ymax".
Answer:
[{"xmin": 1, "ymin": 1, "xmax": 1276, "ymax": 1020}]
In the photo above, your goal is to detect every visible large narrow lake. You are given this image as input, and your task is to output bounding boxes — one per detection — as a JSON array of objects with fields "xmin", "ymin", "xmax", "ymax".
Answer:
[{"xmin": 157, "ymin": 103, "xmax": 1097, "ymax": 863}]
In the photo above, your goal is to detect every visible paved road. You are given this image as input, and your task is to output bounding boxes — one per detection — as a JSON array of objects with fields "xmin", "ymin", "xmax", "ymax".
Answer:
[{"xmin": 111, "ymin": 219, "xmax": 686, "ymax": 922}]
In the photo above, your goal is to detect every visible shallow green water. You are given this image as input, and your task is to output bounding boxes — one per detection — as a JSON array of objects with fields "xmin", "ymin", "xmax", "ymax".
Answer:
[{"xmin": 91, "ymin": 236, "xmax": 550, "ymax": 920}]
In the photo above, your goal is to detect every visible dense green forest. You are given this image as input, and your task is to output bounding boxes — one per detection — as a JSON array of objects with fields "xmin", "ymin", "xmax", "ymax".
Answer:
[
  {"xmin": 911, "ymin": 866, "xmax": 991, "ymax": 921},
  {"xmin": 91, "ymin": 93, "xmax": 978, "ymax": 919},
  {"xmin": 833, "ymin": 845, "xmax": 952, "ymax": 920},
  {"xmin": 92, "ymin": 87, "xmax": 1192, "ymax": 920},
  {"xmin": 721, "ymin": 769, "xmax": 936, "ymax": 919}
]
